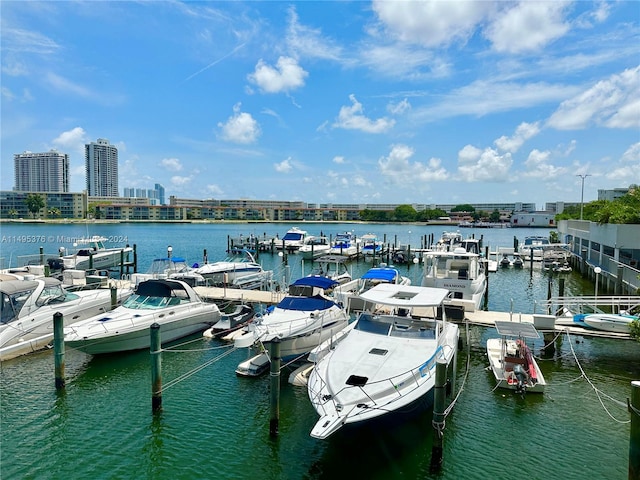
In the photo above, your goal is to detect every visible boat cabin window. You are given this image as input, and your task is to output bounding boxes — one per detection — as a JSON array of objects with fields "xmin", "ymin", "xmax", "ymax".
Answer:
[
  {"xmin": 355, "ymin": 313, "xmax": 392, "ymax": 335},
  {"xmin": 36, "ymin": 284, "xmax": 74, "ymax": 306},
  {"xmin": 1, "ymin": 289, "xmax": 35, "ymax": 324}
]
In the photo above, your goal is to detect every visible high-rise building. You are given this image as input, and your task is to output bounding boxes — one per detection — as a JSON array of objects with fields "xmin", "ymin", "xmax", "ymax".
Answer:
[
  {"xmin": 155, "ymin": 183, "xmax": 165, "ymax": 205},
  {"xmin": 14, "ymin": 150, "xmax": 69, "ymax": 192},
  {"xmin": 85, "ymin": 138, "xmax": 118, "ymax": 196}
]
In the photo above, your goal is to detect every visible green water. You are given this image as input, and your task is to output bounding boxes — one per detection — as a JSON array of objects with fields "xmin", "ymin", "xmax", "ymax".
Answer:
[{"xmin": 1, "ymin": 223, "xmax": 637, "ymax": 479}]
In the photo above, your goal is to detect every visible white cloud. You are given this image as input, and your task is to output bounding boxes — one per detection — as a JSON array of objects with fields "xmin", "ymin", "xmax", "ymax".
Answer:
[
  {"xmin": 457, "ymin": 146, "xmax": 512, "ymax": 182},
  {"xmin": 485, "ymin": 1, "xmax": 570, "ymax": 53},
  {"xmin": 171, "ymin": 175, "xmax": 192, "ymax": 187},
  {"xmin": 161, "ymin": 158, "xmax": 183, "ymax": 172},
  {"xmin": 378, "ymin": 144, "xmax": 449, "ymax": 184},
  {"xmin": 622, "ymin": 142, "xmax": 640, "ymax": 163},
  {"xmin": 547, "ymin": 66, "xmax": 640, "ymax": 130},
  {"xmin": 205, "ymin": 184, "xmax": 224, "ymax": 196},
  {"xmin": 388, "ymin": 98, "xmax": 411, "ymax": 115},
  {"xmin": 522, "ymin": 149, "xmax": 568, "ymax": 178},
  {"xmin": 373, "ymin": 0, "xmax": 491, "ymax": 47},
  {"xmin": 286, "ymin": 6, "xmax": 343, "ymax": 61},
  {"xmin": 494, "ymin": 122, "xmax": 540, "ymax": 153},
  {"xmin": 218, "ymin": 103, "xmax": 261, "ymax": 144},
  {"xmin": 247, "ymin": 56, "xmax": 308, "ymax": 94},
  {"xmin": 274, "ymin": 157, "xmax": 293, "ymax": 173},
  {"xmin": 333, "ymin": 94, "xmax": 395, "ymax": 133},
  {"xmin": 332, "ymin": 156, "xmax": 345, "ymax": 164},
  {"xmin": 51, "ymin": 127, "xmax": 88, "ymax": 157}
]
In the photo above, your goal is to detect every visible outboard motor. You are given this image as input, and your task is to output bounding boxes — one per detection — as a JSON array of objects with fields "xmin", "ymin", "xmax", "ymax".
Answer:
[{"xmin": 47, "ymin": 257, "xmax": 64, "ymax": 271}]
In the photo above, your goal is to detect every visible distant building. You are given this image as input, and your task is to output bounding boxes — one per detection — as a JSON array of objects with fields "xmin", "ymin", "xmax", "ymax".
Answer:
[
  {"xmin": 85, "ymin": 138, "xmax": 118, "ymax": 196},
  {"xmin": 14, "ymin": 150, "xmax": 69, "ymax": 192},
  {"xmin": 155, "ymin": 183, "xmax": 165, "ymax": 205},
  {"xmin": 510, "ymin": 211, "xmax": 556, "ymax": 227},
  {"xmin": 598, "ymin": 187, "xmax": 630, "ymax": 202}
]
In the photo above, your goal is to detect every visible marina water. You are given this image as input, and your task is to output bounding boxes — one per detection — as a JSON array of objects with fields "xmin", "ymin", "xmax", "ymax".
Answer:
[{"xmin": 1, "ymin": 222, "xmax": 638, "ymax": 479}]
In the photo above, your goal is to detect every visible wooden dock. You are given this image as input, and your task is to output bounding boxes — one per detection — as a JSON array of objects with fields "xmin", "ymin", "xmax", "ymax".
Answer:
[{"xmin": 194, "ymin": 286, "xmax": 286, "ymax": 305}]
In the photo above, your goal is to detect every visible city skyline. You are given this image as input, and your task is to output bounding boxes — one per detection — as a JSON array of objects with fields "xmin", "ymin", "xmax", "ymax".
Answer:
[{"xmin": 1, "ymin": 1, "xmax": 639, "ymax": 210}]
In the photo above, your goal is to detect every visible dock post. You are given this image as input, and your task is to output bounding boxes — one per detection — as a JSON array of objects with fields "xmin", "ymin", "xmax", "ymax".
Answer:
[
  {"xmin": 133, "ymin": 244, "xmax": 138, "ymax": 273},
  {"xmin": 53, "ymin": 312, "xmax": 65, "ymax": 389},
  {"xmin": 89, "ymin": 251, "xmax": 94, "ymax": 270},
  {"xmin": 430, "ymin": 358, "xmax": 448, "ymax": 473},
  {"xmin": 615, "ymin": 265, "xmax": 624, "ymax": 295},
  {"xmin": 150, "ymin": 323, "xmax": 162, "ymax": 413},
  {"xmin": 203, "ymin": 249, "xmax": 208, "ymax": 264},
  {"xmin": 269, "ymin": 338, "xmax": 281, "ymax": 437},
  {"xmin": 120, "ymin": 249, "xmax": 124, "ymax": 277},
  {"xmin": 40, "ymin": 246, "xmax": 44, "ymax": 266},
  {"xmin": 630, "ymin": 380, "xmax": 640, "ymax": 479},
  {"xmin": 110, "ymin": 285, "xmax": 117, "ymax": 309}
]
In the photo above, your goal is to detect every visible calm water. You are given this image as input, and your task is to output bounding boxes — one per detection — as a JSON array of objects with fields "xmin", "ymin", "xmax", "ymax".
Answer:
[{"xmin": 1, "ymin": 222, "xmax": 637, "ymax": 479}]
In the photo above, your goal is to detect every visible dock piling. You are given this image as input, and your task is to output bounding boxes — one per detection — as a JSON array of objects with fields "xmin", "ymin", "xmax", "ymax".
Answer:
[
  {"xmin": 53, "ymin": 312, "xmax": 65, "ymax": 389},
  {"xmin": 150, "ymin": 323, "xmax": 162, "ymax": 413},
  {"xmin": 269, "ymin": 338, "xmax": 281, "ymax": 437},
  {"xmin": 430, "ymin": 358, "xmax": 448, "ymax": 473},
  {"xmin": 631, "ymin": 381, "xmax": 640, "ymax": 479}
]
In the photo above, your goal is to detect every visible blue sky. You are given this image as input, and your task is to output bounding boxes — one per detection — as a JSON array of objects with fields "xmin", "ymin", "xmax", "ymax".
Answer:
[{"xmin": 2, "ymin": 1, "xmax": 639, "ymax": 209}]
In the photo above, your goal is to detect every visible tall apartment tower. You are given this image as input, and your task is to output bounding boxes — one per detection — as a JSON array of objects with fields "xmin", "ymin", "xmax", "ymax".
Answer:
[
  {"xmin": 85, "ymin": 138, "xmax": 118, "ymax": 196},
  {"xmin": 155, "ymin": 183, "xmax": 166, "ymax": 205},
  {"xmin": 14, "ymin": 150, "xmax": 69, "ymax": 192}
]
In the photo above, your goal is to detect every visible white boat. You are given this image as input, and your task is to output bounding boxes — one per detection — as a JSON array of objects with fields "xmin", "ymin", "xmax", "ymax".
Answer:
[
  {"xmin": 305, "ymin": 255, "xmax": 352, "ymax": 285},
  {"xmin": 500, "ymin": 253, "xmax": 512, "ymax": 268},
  {"xmin": 486, "ymin": 321, "xmax": 546, "ymax": 394},
  {"xmin": 193, "ymin": 250, "xmax": 272, "ymax": 290},
  {"xmin": 573, "ymin": 313, "xmax": 638, "ymax": 334},
  {"xmin": 333, "ymin": 266, "xmax": 411, "ymax": 313},
  {"xmin": 360, "ymin": 233, "xmax": 384, "ymax": 256},
  {"xmin": 233, "ymin": 276, "xmax": 350, "ymax": 361},
  {"xmin": 0, "ymin": 277, "xmax": 132, "ymax": 361},
  {"xmin": 308, "ymin": 283, "xmax": 459, "ymax": 439},
  {"xmin": 512, "ymin": 253, "xmax": 524, "ymax": 268},
  {"xmin": 130, "ymin": 255, "xmax": 202, "ymax": 286},
  {"xmin": 329, "ymin": 232, "xmax": 360, "ymax": 257},
  {"xmin": 49, "ymin": 236, "xmax": 133, "ymax": 271},
  {"xmin": 277, "ymin": 227, "xmax": 308, "ymax": 250},
  {"xmin": 203, "ymin": 303, "xmax": 255, "ymax": 338},
  {"xmin": 235, "ymin": 352, "xmax": 270, "ymax": 377},
  {"xmin": 518, "ymin": 236, "xmax": 550, "ymax": 261},
  {"xmin": 64, "ymin": 279, "xmax": 220, "ymax": 355},
  {"xmin": 298, "ymin": 236, "xmax": 331, "ymax": 260},
  {"xmin": 435, "ymin": 231, "xmax": 463, "ymax": 251},
  {"xmin": 421, "ymin": 246, "xmax": 487, "ymax": 313}
]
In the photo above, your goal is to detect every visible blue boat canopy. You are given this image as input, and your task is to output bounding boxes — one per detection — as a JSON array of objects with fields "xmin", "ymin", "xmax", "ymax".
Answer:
[
  {"xmin": 291, "ymin": 276, "xmax": 339, "ymax": 289},
  {"xmin": 277, "ymin": 296, "xmax": 337, "ymax": 311},
  {"xmin": 361, "ymin": 268, "xmax": 398, "ymax": 282}
]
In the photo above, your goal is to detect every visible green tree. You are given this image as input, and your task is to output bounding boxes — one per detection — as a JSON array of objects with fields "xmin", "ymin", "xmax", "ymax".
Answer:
[
  {"xmin": 556, "ymin": 188, "xmax": 640, "ymax": 224},
  {"xmin": 417, "ymin": 208, "xmax": 447, "ymax": 221},
  {"xmin": 24, "ymin": 194, "xmax": 45, "ymax": 218},
  {"xmin": 47, "ymin": 207, "xmax": 61, "ymax": 218},
  {"xmin": 8, "ymin": 209, "xmax": 18, "ymax": 218},
  {"xmin": 393, "ymin": 204, "xmax": 417, "ymax": 222},
  {"xmin": 359, "ymin": 209, "xmax": 391, "ymax": 221},
  {"xmin": 489, "ymin": 209, "xmax": 501, "ymax": 222},
  {"xmin": 451, "ymin": 204, "xmax": 475, "ymax": 213}
]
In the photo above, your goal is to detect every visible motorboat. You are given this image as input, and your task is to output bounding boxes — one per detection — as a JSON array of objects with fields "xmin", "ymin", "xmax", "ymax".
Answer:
[
  {"xmin": 48, "ymin": 236, "xmax": 133, "ymax": 271},
  {"xmin": 203, "ymin": 303, "xmax": 255, "ymax": 339},
  {"xmin": 298, "ymin": 236, "xmax": 331, "ymax": 260},
  {"xmin": 64, "ymin": 279, "xmax": 220, "ymax": 355},
  {"xmin": 421, "ymin": 247, "xmax": 487, "ymax": 313},
  {"xmin": 329, "ymin": 232, "xmax": 360, "ymax": 257},
  {"xmin": 360, "ymin": 234, "xmax": 384, "ymax": 257},
  {"xmin": 500, "ymin": 253, "xmax": 512, "ymax": 268},
  {"xmin": 193, "ymin": 250, "xmax": 272, "ymax": 290},
  {"xmin": 518, "ymin": 236, "xmax": 550, "ymax": 261},
  {"xmin": 277, "ymin": 227, "xmax": 308, "ymax": 251},
  {"xmin": 308, "ymin": 283, "xmax": 459, "ymax": 439},
  {"xmin": 235, "ymin": 352, "xmax": 270, "ymax": 377},
  {"xmin": 130, "ymin": 255, "xmax": 203, "ymax": 286},
  {"xmin": 573, "ymin": 312, "xmax": 638, "ymax": 334},
  {"xmin": 233, "ymin": 276, "xmax": 350, "ymax": 361},
  {"xmin": 435, "ymin": 231, "xmax": 463, "ymax": 251},
  {"xmin": 486, "ymin": 321, "xmax": 546, "ymax": 394},
  {"xmin": 0, "ymin": 277, "xmax": 132, "ymax": 361},
  {"xmin": 512, "ymin": 253, "xmax": 524, "ymax": 268},
  {"xmin": 304, "ymin": 255, "xmax": 352, "ymax": 285},
  {"xmin": 333, "ymin": 266, "xmax": 411, "ymax": 313}
]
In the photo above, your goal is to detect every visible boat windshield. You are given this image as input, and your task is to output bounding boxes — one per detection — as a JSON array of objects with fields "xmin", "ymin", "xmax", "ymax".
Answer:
[
  {"xmin": 123, "ymin": 294, "xmax": 179, "ymax": 310},
  {"xmin": 1, "ymin": 289, "xmax": 35, "ymax": 324},
  {"xmin": 355, "ymin": 313, "xmax": 392, "ymax": 335},
  {"xmin": 36, "ymin": 284, "xmax": 77, "ymax": 306}
]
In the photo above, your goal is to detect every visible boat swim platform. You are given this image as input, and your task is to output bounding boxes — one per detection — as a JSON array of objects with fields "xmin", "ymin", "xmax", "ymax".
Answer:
[
  {"xmin": 194, "ymin": 286, "xmax": 286, "ymax": 305},
  {"xmin": 462, "ymin": 309, "xmax": 633, "ymax": 340}
]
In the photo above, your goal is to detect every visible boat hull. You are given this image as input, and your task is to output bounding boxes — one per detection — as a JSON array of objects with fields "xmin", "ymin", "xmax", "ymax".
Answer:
[
  {"xmin": 486, "ymin": 338, "xmax": 545, "ymax": 393},
  {"xmin": 575, "ymin": 313, "xmax": 636, "ymax": 334}
]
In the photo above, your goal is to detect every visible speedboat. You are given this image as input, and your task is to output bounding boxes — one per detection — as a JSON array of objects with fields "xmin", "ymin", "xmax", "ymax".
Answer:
[
  {"xmin": 298, "ymin": 236, "xmax": 331, "ymax": 260},
  {"xmin": 131, "ymin": 255, "xmax": 203, "ymax": 286},
  {"xmin": 233, "ymin": 276, "xmax": 350, "ymax": 361},
  {"xmin": 486, "ymin": 321, "xmax": 546, "ymax": 394},
  {"xmin": 203, "ymin": 303, "xmax": 255, "ymax": 339},
  {"xmin": 64, "ymin": 279, "xmax": 220, "ymax": 355},
  {"xmin": 421, "ymin": 246, "xmax": 487, "ymax": 313},
  {"xmin": 435, "ymin": 231, "xmax": 463, "ymax": 251},
  {"xmin": 333, "ymin": 266, "xmax": 411, "ymax": 313},
  {"xmin": 573, "ymin": 312, "xmax": 638, "ymax": 334},
  {"xmin": 0, "ymin": 277, "xmax": 132, "ymax": 361},
  {"xmin": 277, "ymin": 227, "xmax": 308, "ymax": 251},
  {"xmin": 512, "ymin": 253, "xmax": 524, "ymax": 268},
  {"xmin": 500, "ymin": 253, "xmax": 512, "ymax": 268},
  {"xmin": 193, "ymin": 250, "xmax": 272, "ymax": 290},
  {"xmin": 308, "ymin": 283, "xmax": 459, "ymax": 439},
  {"xmin": 360, "ymin": 234, "xmax": 383, "ymax": 256},
  {"xmin": 305, "ymin": 255, "xmax": 352, "ymax": 285},
  {"xmin": 519, "ymin": 236, "xmax": 550, "ymax": 261},
  {"xmin": 329, "ymin": 232, "xmax": 360, "ymax": 257},
  {"xmin": 49, "ymin": 236, "xmax": 133, "ymax": 271}
]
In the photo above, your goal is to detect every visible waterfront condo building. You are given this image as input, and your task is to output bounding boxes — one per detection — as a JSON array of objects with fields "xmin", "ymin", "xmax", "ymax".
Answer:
[
  {"xmin": 85, "ymin": 138, "xmax": 118, "ymax": 196},
  {"xmin": 14, "ymin": 150, "xmax": 69, "ymax": 192}
]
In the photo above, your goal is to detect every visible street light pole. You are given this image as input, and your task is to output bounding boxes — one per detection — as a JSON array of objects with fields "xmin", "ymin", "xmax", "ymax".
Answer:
[{"xmin": 576, "ymin": 174, "xmax": 591, "ymax": 220}]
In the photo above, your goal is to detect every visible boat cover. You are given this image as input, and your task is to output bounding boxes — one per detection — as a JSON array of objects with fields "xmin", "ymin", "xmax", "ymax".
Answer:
[
  {"xmin": 276, "ymin": 296, "xmax": 337, "ymax": 311},
  {"xmin": 361, "ymin": 268, "xmax": 398, "ymax": 282},
  {"xmin": 291, "ymin": 276, "xmax": 339, "ymax": 289},
  {"xmin": 136, "ymin": 280, "xmax": 188, "ymax": 298}
]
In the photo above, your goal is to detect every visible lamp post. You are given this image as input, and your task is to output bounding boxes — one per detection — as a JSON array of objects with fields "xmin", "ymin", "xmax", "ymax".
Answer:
[
  {"xmin": 594, "ymin": 266, "xmax": 601, "ymax": 299},
  {"xmin": 576, "ymin": 174, "xmax": 591, "ymax": 220}
]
